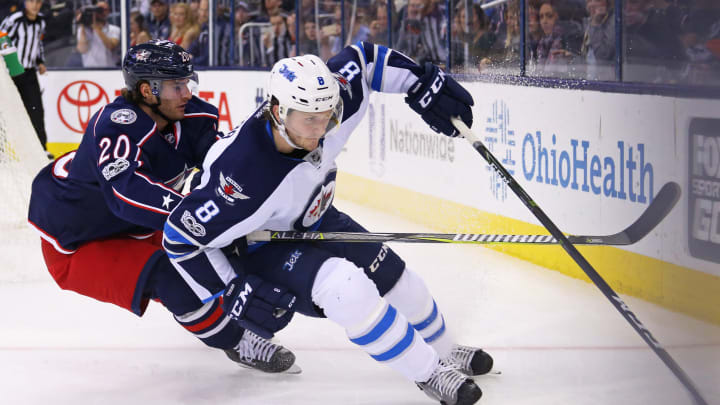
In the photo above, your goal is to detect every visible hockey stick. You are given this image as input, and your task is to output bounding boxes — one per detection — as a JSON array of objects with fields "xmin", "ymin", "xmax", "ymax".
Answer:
[
  {"xmin": 449, "ymin": 117, "xmax": 707, "ymax": 405},
  {"xmin": 247, "ymin": 182, "xmax": 679, "ymax": 245}
]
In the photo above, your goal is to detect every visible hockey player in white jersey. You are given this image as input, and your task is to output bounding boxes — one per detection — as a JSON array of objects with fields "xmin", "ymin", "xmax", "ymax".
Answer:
[{"xmin": 163, "ymin": 42, "xmax": 492, "ymax": 404}]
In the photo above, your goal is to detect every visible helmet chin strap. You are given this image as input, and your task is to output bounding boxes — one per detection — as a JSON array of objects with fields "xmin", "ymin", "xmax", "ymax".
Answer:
[
  {"xmin": 140, "ymin": 82, "xmax": 176, "ymax": 128},
  {"xmin": 268, "ymin": 106, "xmax": 303, "ymax": 150}
]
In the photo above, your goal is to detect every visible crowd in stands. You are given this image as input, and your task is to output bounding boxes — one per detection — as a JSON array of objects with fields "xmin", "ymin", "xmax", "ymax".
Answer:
[{"xmin": 1, "ymin": 0, "xmax": 718, "ymax": 84}]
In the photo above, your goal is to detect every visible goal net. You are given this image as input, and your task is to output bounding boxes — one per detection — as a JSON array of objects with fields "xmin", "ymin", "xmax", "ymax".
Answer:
[{"xmin": 0, "ymin": 57, "xmax": 52, "ymax": 283}]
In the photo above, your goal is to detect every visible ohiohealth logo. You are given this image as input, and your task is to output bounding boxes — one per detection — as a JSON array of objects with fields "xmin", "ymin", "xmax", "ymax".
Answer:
[
  {"xmin": 483, "ymin": 100, "xmax": 516, "ymax": 202},
  {"xmin": 520, "ymin": 133, "xmax": 655, "ymax": 204},
  {"xmin": 484, "ymin": 100, "xmax": 655, "ymax": 204}
]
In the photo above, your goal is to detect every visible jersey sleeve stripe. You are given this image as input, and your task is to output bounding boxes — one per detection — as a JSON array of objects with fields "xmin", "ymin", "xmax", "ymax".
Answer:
[
  {"xmin": 112, "ymin": 186, "xmax": 170, "ymax": 214},
  {"xmin": 133, "ymin": 171, "xmax": 184, "ymax": 197},
  {"xmin": 193, "ymin": 311, "xmax": 231, "ymax": 335},
  {"xmin": 183, "ymin": 300, "xmax": 225, "ymax": 332},
  {"xmin": 92, "ymin": 105, "xmax": 106, "ymax": 138},
  {"xmin": 184, "ymin": 113, "xmax": 218, "ymax": 119},
  {"xmin": 128, "ymin": 232, "xmax": 155, "ymax": 239},
  {"xmin": 206, "ymin": 248, "xmax": 238, "ymax": 285},
  {"xmin": 27, "ymin": 220, "xmax": 77, "ymax": 254},
  {"xmin": 355, "ymin": 40, "xmax": 369, "ymax": 65},
  {"xmin": 163, "ymin": 221, "xmax": 196, "ymax": 245},
  {"xmin": 371, "ymin": 45, "xmax": 389, "ymax": 92},
  {"xmin": 174, "ymin": 263, "xmax": 215, "ymax": 302},
  {"xmin": 173, "ymin": 121, "xmax": 181, "ymax": 149},
  {"xmin": 137, "ymin": 124, "xmax": 157, "ymax": 147}
]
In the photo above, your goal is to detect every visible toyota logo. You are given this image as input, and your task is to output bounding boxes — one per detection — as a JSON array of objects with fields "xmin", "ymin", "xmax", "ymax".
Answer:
[{"xmin": 57, "ymin": 80, "xmax": 110, "ymax": 134}]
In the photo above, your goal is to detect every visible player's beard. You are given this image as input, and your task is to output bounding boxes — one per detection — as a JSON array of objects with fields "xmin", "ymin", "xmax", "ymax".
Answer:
[
  {"xmin": 288, "ymin": 131, "xmax": 321, "ymax": 151},
  {"xmin": 157, "ymin": 98, "xmax": 187, "ymax": 122}
]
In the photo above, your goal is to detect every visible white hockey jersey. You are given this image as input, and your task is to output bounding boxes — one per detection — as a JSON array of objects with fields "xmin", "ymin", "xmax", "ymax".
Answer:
[{"xmin": 163, "ymin": 42, "xmax": 425, "ymax": 302}]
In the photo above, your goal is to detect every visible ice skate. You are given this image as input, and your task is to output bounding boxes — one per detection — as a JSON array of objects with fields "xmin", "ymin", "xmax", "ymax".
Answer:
[
  {"xmin": 416, "ymin": 358, "xmax": 482, "ymax": 405},
  {"xmin": 449, "ymin": 344, "xmax": 494, "ymax": 376},
  {"xmin": 224, "ymin": 330, "xmax": 301, "ymax": 374}
]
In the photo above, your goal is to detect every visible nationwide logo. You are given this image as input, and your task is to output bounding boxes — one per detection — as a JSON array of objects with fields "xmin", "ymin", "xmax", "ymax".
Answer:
[
  {"xmin": 216, "ymin": 171, "xmax": 249, "ymax": 205},
  {"xmin": 57, "ymin": 80, "xmax": 110, "ymax": 133}
]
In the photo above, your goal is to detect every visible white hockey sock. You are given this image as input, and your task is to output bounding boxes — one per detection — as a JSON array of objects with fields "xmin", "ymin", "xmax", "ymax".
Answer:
[
  {"xmin": 312, "ymin": 258, "xmax": 438, "ymax": 382},
  {"xmin": 383, "ymin": 268, "xmax": 454, "ymax": 359}
]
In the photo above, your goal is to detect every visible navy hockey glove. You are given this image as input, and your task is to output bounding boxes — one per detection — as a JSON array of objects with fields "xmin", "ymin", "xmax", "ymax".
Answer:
[
  {"xmin": 405, "ymin": 62, "xmax": 474, "ymax": 137},
  {"xmin": 222, "ymin": 274, "xmax": 297, "ymax": 339}
]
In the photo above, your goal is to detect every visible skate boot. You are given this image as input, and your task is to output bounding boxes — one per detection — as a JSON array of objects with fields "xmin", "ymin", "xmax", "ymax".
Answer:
[
  {"xmin": 416, "ymin": 358, "xmax": 482, "ymax": 405},
  {"xmin": 449, "ymin": 344, "xmax": 494, "ymax": 376},
  {"xmin": 224, "ymin": 330, "xmax": 301, "ymax": 374}
]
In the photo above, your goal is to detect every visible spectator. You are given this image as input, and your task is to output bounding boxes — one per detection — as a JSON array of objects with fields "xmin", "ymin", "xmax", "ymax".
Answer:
[
  {"xmin": 298, "ymin": 19, "xmax": 319, "ymax": 55},
  {"xmin": 0, "ymin": 0, "xmax": 50, "ymax": 158},
  {"xmin": 527, "ymin": 1, "xmax": 543, "ymax": 62},
  {"xmin": 168, "ymin": 2, "xmax": 200, "ymax": 50},
  {"xmin": 75, "ymin": 1, "xmax": 120, "ymax": 67},
  {"xmin": 189, "ymin": 0, "xmax": 200, "ymax": 18},
  {"xmin": 147, "ymin": 0, "xmax": 170, "ymax": 40},
  {"xmin": 452, "ymin": 3, "xmax": 497, "ymax": 71},
  {"xmin": 325, "ymin": 1, "xmax": 371, "ymax": 56},
  {"xmin": 130, "ymin": 11, "xmax": 151, "ymax": 47},
  {"xmin": 264, "ymin": 13, "xmax": 293, "ymax": 65},
  {"xmin": 231, "ymin": 1, "xmax": 263, "ymax": 66},
  {"xmin": 286, "ymin": 11, "xmax": 297, "ymax": 49},
  {"xmin": 623, "ymin": 0, "xmax": 685, "ymax": 82},
  {"xmin": 395, "ymin": 0, "xmax": 447, "ymax": 65},
  {"xmin": 259, "ymin": 0, "xmax": 284, "ymax": 20},
  {"xmin": 678, "ymin": 0, "xmax": 720, "ymax": 84},
  {"xmin": 581, "ymin": 0, "xmax": 614, "ymax": 80},
  {"xmin": 368, "ymin": 0, "xmax": 398, "ymax": 46},
  {"xmin": 490, "ymin": 0, "xmax": 523, "ymax": 71},
  {"xmin": 535, "ymin": 0, "xmax": 576, "ymax": 76},
  {"xmin": 187, "ymin": 0, "xmax": 210, "ymax": 65}
]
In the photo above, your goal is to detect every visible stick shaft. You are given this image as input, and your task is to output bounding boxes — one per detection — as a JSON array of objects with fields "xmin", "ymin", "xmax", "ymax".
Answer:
[{"xmin": 451, "ymin": 117, "xmax": 707, "ymax": 405}]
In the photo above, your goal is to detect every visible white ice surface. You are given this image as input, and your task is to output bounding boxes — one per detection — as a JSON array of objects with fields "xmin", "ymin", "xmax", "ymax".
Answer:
[{"xmin": 2, "ymin": 199, "xmax": 719, "ymax": 405}]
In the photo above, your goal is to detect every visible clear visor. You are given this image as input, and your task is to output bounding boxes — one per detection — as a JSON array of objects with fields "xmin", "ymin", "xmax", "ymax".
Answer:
[
  {"xmin": 283, "ymin": 98, "xmax": 344, "ymax": 140},
  {"xmin": 153, "ymin": 73, "xmax": 198, "ymax": 100}
]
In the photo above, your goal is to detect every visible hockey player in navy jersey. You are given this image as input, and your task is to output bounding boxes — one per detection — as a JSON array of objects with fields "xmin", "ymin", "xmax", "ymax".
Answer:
[
  {"xmin": 27, "ymin": 39, "xmax": 298, "ymax": 374},
  {"xmin": 163, "ymin": 43, "xmax": 493, "ymax": 404}
]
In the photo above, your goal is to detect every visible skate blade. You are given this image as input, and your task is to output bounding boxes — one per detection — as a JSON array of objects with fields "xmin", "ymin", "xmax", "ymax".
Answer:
[
  {"xmin": 236, "ymin": 362, "xmax": 303, "ymax": 375},
  {"xmin": 284, "ymin": 363, "xmax": 302, "ymax": 374}
]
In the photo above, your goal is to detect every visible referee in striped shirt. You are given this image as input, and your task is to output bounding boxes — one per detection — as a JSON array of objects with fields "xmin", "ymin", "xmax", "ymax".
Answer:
[{"xmin": 0, "ymin": 0, "xmax": 49, "ymax": 158}]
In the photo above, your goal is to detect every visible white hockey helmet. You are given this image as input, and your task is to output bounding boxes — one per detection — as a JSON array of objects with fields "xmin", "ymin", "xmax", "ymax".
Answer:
[{"xmin": 266, "ymin": 54, "xmax": 343, "ymax": 148}]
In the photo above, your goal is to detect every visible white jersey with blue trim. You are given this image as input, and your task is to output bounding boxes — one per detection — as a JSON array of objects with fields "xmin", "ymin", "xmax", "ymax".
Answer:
[{"xmin": 163, "ymin": 42, "xmax": 425, "ymax": 302}]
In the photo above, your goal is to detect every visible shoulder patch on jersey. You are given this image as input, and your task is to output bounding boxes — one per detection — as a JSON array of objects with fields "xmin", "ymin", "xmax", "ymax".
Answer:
[
  {"xmin": 181, "ymin": 210, "xmax": 206, "ymax": 237},
  {"xmin": 101, "ymin": 158, "xmax": 130, "ymax": 180},
  {"xmin": 216, "ymin": 171, "xmax": 250, "ymax": 205},
  {"xmin": 334, "ymin": 73, "xmax": 353, "ymax": 99},
  {"xmin": 302, "ymin": 180, "xmax": 336, "ymax": 227},
  {"xmin": 110, "ymin": 109, "xmax": 137, "ymax": 125}
]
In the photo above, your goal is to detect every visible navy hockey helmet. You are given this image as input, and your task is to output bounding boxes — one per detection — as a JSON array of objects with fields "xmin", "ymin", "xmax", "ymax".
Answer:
[{"xmin": 122, "ymin": 39, "xmax": 195, "ymax": 96}]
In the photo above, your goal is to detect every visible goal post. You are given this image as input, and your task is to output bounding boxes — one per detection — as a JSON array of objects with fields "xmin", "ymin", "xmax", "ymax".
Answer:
[{"xmin": 0, "ymin": 56, "xmax": 52, "ymax": 282}]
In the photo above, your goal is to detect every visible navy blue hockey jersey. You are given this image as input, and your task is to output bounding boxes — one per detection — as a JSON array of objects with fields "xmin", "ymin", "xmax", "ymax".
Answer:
[
  {"xmin": 162, "ymin": 42, "xmax": 425, "ymax": 302},
  {"xmin": 28, "ymin": 95, "xmax": 220, "ymax": 253}
]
